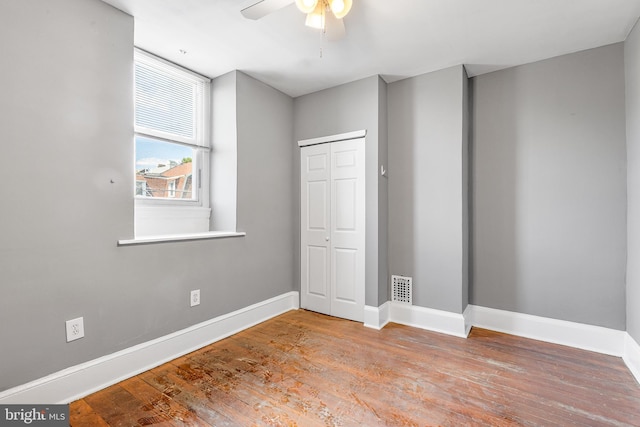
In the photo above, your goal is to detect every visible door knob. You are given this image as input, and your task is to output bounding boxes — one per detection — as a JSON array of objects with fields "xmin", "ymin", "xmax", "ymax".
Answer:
[{"xmin": 325, "ymin": 236, "xmax": 330, "ymax": 241}]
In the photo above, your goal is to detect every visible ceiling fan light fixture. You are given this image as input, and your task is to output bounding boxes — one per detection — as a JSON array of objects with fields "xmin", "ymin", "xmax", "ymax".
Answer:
[
  {"xmin": 330, "ymin": 0, "xmax": 344, "ymax": 14},
  {"xmin": 330, "ymin": 0, "xmax": 351, "ymax": 19},
  {"xmin": 295, "ymin": 0, "xmax": 318, "ymax": 14},
  {"xmin": 304, "ymin": 1, "xmax": 325, "ymax": 29}
]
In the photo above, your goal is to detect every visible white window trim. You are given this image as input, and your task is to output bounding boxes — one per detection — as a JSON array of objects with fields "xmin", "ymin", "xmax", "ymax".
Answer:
[
  {"xmin": 118, "ymin": 231, "xmax": 246, "ymax": 246},
  {"xmin": 133, "ymin": 48, "xmax": 213, "ymax": 238}
]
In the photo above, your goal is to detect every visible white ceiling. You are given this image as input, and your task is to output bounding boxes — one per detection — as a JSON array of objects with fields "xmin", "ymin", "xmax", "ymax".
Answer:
[{"xmin": 100, "ymin": 0, "xmax": 640, "ymax": 97}]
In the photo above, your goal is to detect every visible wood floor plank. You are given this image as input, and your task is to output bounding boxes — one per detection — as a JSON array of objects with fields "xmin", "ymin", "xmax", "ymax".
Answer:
[
  {"xmin": 254, "ymin": 314, "xmax": 566, "ymax": 424},
  {"xmin": 188, "ymin": 333, "xmax": 395, "ymax": 426},
  {"xmin": 68, "ymin": 399, "xmax": 110, "ymax": 427},
  {"xmin": 177, "ymin": 348, "xmax": 329, "ymax": 426},
  {"xmin": 246, "ymin": 315, "xmax": 563, "ymax": 426},
  {"xmin": 231, "ymin": 325, "xmax": 482, "ymax": 425},
  {"xmin": 139, "ymin": 365, "xmax": 252, "ymax": 427},
  {"xmin": 81, "ymin": 383, "xmax": 175, "ymax": 427},
  {"xmin": 70, "ymin": 309, "xmax": 640, "ymax": 427},
  {"xmin": 118, "ymin": 376, "xmax": 208, "ymax": 426}
]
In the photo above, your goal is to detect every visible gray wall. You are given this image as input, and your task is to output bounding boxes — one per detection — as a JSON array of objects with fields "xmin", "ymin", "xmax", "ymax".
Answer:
[
  {"xmin": 293, "ymin": 76, "xmax": 386, "ymax": 307},
  {"xmin": 0, "ymin": 0, "xmax": 294, "ymax": 392},
  {"xmin": 626, "ymin": 20, "xmax": 640, "ymax": 343},
  {"xmin": 387, "ymin": 66, "xmax": 469, "ymax": 314},
  {"xmin": 236, "ymin": 70, "xmax": 295, "ymax": 280},
  {"xmin": 471, "ymin": 44, "xmax": 627, "ymax": 330}
]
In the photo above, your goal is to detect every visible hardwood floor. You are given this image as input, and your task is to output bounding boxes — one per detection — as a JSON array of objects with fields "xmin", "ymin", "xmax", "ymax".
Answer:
[{"xmin": 70, "ymin": 309, "xmax": 640, "ymax": 426}]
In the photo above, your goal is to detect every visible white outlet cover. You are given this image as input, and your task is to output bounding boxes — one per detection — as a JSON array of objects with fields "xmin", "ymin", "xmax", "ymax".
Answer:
[
  {"xmin": 65, "ymin": 317, "xmax": 85, "ymax": 342},
  {"xmin": 190, "ymin": 289, "xmax": 200, "ymax": 307}
]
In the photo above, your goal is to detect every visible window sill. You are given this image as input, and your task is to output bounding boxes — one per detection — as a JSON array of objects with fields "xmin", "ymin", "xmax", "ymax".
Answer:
[{"xmin": 118, "ymin": 231, "xmax": 246, "ymax": 246}]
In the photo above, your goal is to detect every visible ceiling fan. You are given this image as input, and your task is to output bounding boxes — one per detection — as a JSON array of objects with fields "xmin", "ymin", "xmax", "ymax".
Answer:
[{"xmin": 241, "ymin": 0, "xmax": 353, "ymax": 41}]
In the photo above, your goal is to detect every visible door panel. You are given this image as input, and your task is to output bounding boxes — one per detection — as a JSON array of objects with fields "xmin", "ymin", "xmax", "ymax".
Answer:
[
  {"xmin": 307, "ymin": 246, "xmax": 328, "ymax": 296},
  {"xmin": 334, "ymin": 178, "xmax": 356, "ymax": 231},
  {"xmin": 334, "ymin": 149, "xmax": 357, "ymax": 168},
  {"xmin": 334, "ymin": 248, "xmax": 357, "ymax": 302},
  {"xmin": 307, "ymin": 153, "xmax": 327, "ymax": 172},
  {"xmin": 307, "ymin": 181, "xmax": 327, "ymax": 230}
]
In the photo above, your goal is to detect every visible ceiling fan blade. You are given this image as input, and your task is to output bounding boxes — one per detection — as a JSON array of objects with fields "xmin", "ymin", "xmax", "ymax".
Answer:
[
  {"xmin": 324, "ymin": 12, "xmax": 346, "ymax": 41},
  {"xmin": 241, "ymin": 0, "xmax": 294, "ymax": 20}
]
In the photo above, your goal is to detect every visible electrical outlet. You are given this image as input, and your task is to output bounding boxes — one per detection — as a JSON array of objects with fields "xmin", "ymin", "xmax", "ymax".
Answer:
[
  {"xmin": 190, "ymin": 289, "xmax": 200, "ymax": 307},
  {"xmin": 65, "ymin": 317, "xmax": 84, "ymax": 342}
]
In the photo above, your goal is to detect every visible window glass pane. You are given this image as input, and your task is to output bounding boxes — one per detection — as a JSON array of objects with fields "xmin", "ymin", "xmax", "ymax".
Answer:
[{"xmin": 135, "ymin": 136, "xmax": 195, "ymax": 200}]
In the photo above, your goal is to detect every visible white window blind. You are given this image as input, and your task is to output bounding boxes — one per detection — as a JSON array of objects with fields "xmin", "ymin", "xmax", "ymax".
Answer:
[{"xmin": 134, "ymin": 50, "xmax": 209, "ymax": 148}]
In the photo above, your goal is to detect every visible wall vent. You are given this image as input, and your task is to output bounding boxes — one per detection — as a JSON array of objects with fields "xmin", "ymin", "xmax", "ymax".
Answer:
[{"xmin": 391, "ymin": 275, "xmax": 412, "ymax": 304}]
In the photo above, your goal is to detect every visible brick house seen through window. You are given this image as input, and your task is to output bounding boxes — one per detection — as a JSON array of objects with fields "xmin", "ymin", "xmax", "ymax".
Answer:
[{"xmin": 136, "ymin": 159, "xmax": 193, "ymax": 199}]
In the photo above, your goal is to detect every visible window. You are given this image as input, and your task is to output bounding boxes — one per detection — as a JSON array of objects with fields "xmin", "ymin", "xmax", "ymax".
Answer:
[
  {"xmin": 135, "ymin": 179, "xmax": 148, "ymax": 196},
  {"xmin": 168, "ymin": 179, "xmax": 176, "ymax": 198},
  {"xmin": 134, "ymin": 49, "xmax": 211, "ymax": 236}
]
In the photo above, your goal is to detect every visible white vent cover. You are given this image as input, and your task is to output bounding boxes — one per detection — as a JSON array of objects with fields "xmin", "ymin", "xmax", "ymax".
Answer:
[{"xmin": 392, "ymin": 275, "xmax": 412, "ymax": 304}]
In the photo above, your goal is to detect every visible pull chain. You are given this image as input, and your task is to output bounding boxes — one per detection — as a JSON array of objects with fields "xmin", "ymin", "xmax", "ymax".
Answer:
[{"xmin": 319, "ymin": 2, "xmax": 326, "ymax": 58}]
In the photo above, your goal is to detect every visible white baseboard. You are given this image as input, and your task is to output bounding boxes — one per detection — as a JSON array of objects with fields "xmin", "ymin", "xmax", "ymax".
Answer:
[
  {"xmin": 624, "ymin": 333, "xmax": 640, "ymax": 385},
  {"xmin": 364, "ymin": 302, "xmax": 390, "ymax": 330},
  {"xmin": 388, "ymin": 302, "xmax": 468, "ymax": 338},
  {"xmin": 466, "ymin": 305, "xmax": 625, "ymax": 357},
  {"xmin": 0, "ymin": 291, "xmax": 299, "ymax": 404}
]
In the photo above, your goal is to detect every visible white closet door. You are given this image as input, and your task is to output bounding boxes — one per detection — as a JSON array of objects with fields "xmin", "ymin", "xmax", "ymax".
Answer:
[
  {"xmin": 301, "ymin": 143, "xmax": 332, "ymax": 315},
  {"xmin": 329, "ymin": 139, "xmax": 365, "ymax": 321},
  {"xmin": 301, "ymin": 138, "xmax": 365, "ymax": 322}
]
